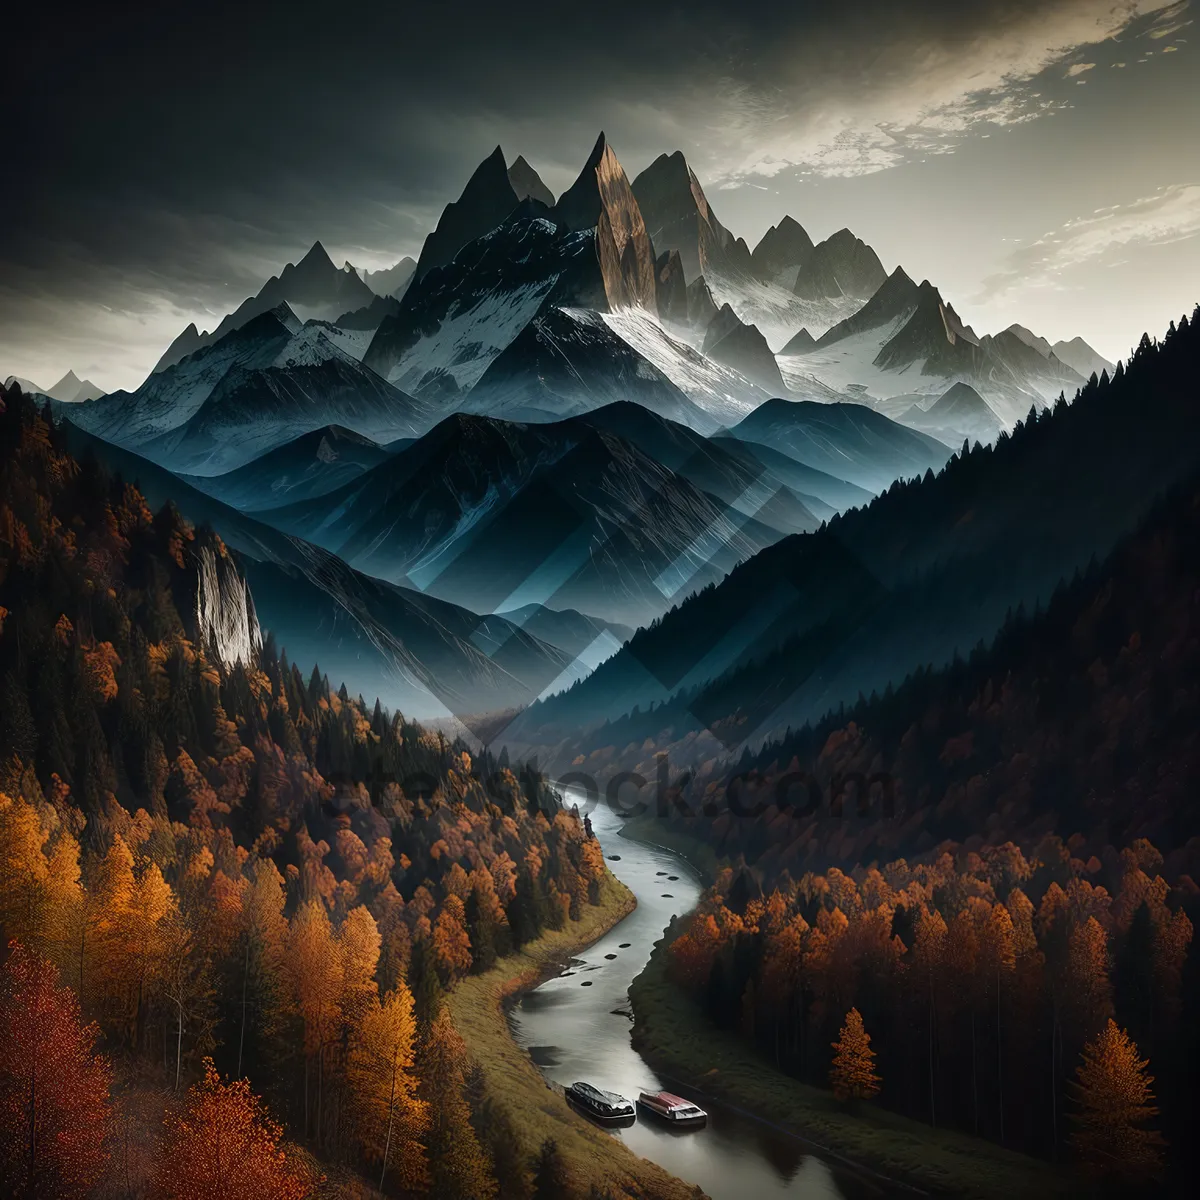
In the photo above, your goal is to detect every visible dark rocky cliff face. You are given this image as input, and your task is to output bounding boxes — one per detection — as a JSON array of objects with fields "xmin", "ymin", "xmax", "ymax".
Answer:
[
  {"xmin": 655, "ymin": 250, "xmax": 689, "ymax": 326},
  {"xmin": 703, "ymin": 305, "xmax": 786, "ymax": 394},
  {"xmin": 508, "ymin": 154, "xmax": 555, "ymax": 207},
  {"xmin": 751, "ymin": 215, "xmax": 816, "ymax": 287},
  {"xmin": 553, "ymin": 132, "xmax": 658, "ymax": 312},
  {"xmin": 632, "ymin": 151, "xmax": 755, "ymax": 283},
  {"xmin": 793, "ymin": 228, "xmax": 886, "ymax": 302}
]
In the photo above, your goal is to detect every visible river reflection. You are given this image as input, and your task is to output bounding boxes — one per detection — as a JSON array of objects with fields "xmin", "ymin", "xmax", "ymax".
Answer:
[{"xmin": 508, "ymin": 801, "xmax": 894, "ymax": 1199}]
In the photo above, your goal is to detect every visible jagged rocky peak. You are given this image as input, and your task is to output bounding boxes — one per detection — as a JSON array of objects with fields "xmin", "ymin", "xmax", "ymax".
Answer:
[
  {"xmin": 508, "ymin": 154, "xmax": 555, "ymax": 206},
  {"xmin": 655, "ymin": 249, "xmax": 689, "ymax": 326},
  {"xmin": 1006, "ymin": 323, "xmax": 1053, "ymax": 358},
  {"xmin": 631, "ymin": 150, "xmax": 754, "ymax": 282},
  {"xmin": 793, "ymin": 227, "xmax": 887, "ymax": 302},
  {"xmin": 189, "ymin": 534, "xmax": 262, "ymax": 670},
  {"xmin": 552, "ymin": 132, "xmax": 657, "ymax": 311},
  {"xmin": 781, "ymin": 326, "xmax": 817, "ymax": 354},
  {"xmin": 687, "ymin": 275, "xmax": 719, "ymax": 328},
  {"xmin": 874, "ymin": 280, "xmax": 983, "ymax": 374},
  {"xmin": 415, "ymin": 145, "xmax": 520, "ymax": 281},
  {"xmin": 815, "ymin": 264, "xmax": 921, "ymax": 347},
  {"xmin": 703, "ymin": 304, "xmax": 786, "ymax": 394},
  {"xmin": 751, "ymin": 215, "xmax": 816, "ymax": 286},
  {"xmin": 703, "ymin": 302, "xmax": 745, "ymax": 354}
]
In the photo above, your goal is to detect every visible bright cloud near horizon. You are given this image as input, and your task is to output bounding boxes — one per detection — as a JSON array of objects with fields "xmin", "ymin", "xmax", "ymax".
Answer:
[{"xmin": 2, "ymin": 0, "xmax": 1196, "ymax": 391}]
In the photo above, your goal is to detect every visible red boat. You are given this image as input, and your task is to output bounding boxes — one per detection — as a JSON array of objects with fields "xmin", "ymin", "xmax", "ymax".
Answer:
[{"xmin": 636, "ymin": 1090, "xmax": 707, "ymax": 1126}]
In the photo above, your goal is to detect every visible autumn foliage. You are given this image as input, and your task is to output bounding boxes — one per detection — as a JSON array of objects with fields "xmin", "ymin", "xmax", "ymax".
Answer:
[
  {"xmin": 0, "ymin": 384, "xmax": 616, "ymax": 1200},
  {"xmin": 1070, "ymin": 1020, "xmax": 1165, "ymax": 1186},
  {"xmin": 830, "ymin": 1008, "xmax": 879, "ymax": 1104},
  {"xmin": 0, "ymin": 941, "xmax": 111, "ymax": 1198},
  {"xmin": 154, "ymin": 1058, "xmax": 313, "ymax": 1200}
]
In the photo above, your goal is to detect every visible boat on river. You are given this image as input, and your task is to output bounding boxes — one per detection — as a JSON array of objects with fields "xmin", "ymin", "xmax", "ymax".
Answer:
[
  {"xmin": 637, "ymin": 1089, "xmax": 708, "ymax": 1126},
  {"xmin": 565, "ymin": 1081, "xmax": 636, "ymax": 1124}
]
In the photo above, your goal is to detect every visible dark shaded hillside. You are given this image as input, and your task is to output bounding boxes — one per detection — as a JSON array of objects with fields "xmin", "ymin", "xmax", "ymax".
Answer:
[
  {"xmin": 727, "ymin": 397, "xmax": 952, "ymax": 492},
  {"xmin": 260, "ymin": 409, "xmax": 790, "ymax": 629},
  {"xmin": 179, "ymin": 424, "xmax": 397, "ymax": 511},
  {"xmin": 54, "ymin": 419, "xmax": 575, "ymax": 726},
  {"xmin": 514, "ymin": 311, "xmax": 1200, "ymax": 762}
]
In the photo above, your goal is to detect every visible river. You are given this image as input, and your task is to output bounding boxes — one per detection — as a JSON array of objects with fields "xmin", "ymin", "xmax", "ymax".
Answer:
[{"xmin": 508, "ymin": 800, "xmax": 895, "ymax": 1199}]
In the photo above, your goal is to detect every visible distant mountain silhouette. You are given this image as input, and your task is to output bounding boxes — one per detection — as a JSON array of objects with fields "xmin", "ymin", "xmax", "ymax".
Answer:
[
  {"xmin": 751, "ymin": 216, "xmax": 816, "ymax": 289},
  {"xmin": 179, "ymin": 424, "xmax": 397, "ymax": 511},
  {"xmin": 792, "ymin": 228, "xmax": 886, "ymax": 303},
  {"xmin": 153, "ymin": 241, "xmax": 376, "ymax": 372},
  {"xmin": 727, "ymin": 396, "xmax": 951, "ymax": 493}
]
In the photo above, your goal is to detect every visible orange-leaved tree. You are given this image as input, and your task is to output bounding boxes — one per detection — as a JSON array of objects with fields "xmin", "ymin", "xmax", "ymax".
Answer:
[
  {"xmin": 0, "ymin": 941, "xmax": 112, "ymax": 1198},
  {"xmin": 153, "ymin": 1058, "xmax": 313, "ymax": 1200},
  {"xmin": 1069, "ymin": 1019, "xmax": 1165, "ymax": 1185},
  {"xmin": 830, "ymin": 1007, "xmax": 881, "ymax": 1105}
]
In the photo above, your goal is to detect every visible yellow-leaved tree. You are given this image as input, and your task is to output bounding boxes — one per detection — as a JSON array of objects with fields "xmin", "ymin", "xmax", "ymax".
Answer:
[
  {"xmin": 345, "ymin": 982, "xmax": 428, "ymax": 1191},
  {"xmin": 830, "ymin": 1007, "xmax": 881, "ymax": 1106}
]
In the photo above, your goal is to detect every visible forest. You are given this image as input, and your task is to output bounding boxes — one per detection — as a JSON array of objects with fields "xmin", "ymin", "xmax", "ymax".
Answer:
[
  {"xmin": 642, "ymin": 337, "xmax": 1200, "ymax": 1187},
  {"xmin": 0, "ymin": 381, "xmax": 614, "ymax": 1197}
]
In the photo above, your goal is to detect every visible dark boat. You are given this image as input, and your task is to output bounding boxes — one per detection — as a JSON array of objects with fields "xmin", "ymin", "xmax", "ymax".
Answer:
[
  {"xmin": 565, "ymin": 1081, "xmax": 636, "ymax": 1124},
  {"xmin": 637, "ymin": 1089, "xmax": 708, "ymax": 1126}
]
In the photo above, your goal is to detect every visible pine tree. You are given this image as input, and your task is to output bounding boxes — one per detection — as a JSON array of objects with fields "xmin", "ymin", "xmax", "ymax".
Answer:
[
  {"xmin": 532, "ymin": 1137, "xmax": 570, "ymax": 1200},
  {"xmin": 418, "ymin": 1007, "xmax": 497, "ymax": 1200},
  {"xmin": 1069, "ymin": 1019, "xmax": 1165, "ymax": 1184},
  {"xmin": 830, "ymin": 1007, "xmax": 881, "ymax": 1105},
  {"xmin": 0, "ymin": 942, "xmax": 112, "ymax": 1197}
]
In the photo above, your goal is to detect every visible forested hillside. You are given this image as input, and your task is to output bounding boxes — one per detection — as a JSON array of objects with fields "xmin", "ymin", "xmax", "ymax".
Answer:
[
  {"xmin": 639, "ymin": 439, "xmax": 1200, "ymax": 1186},
  {"xmin": 0, "ymin": 382, "xmax": 612, "ymax": 1197}
]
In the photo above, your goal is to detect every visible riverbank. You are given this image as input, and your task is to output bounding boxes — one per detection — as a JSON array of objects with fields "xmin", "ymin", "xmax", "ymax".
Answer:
[
  {"xmin": 627, "ymin": 898, "xmax": 1074, "ymax": 1200},
  {"xmin": 446, "ymin": 868, "xmax": 702, "ymax": 1200}
]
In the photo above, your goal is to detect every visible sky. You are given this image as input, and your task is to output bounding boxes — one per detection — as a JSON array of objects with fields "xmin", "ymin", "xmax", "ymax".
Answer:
[{"xmin": 4, "ymin": 0, "xmax": 1197, "ymax": 392}]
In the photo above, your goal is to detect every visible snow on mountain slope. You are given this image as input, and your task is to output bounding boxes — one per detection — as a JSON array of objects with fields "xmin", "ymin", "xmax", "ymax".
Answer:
[
  {"xmin": 136, "ymin": 353, "xmax": 433, "ymax": 475},
  {"xmin": 153, "ymin": 242, "xmax": 375, "ymax": 372},
  {"xmin": 598, "ymin": 307, "xmax": 767, "ymax": 426},
  {"xmin": 464, "ymin": 307, "xmax": 719, "ymax": 432},
  {"xmin": 66, "ymin": 306, "xmax": 303, "ymax": 447},
  {"xmin": 63, "ymin": 306, "xmax": 435, "ymax": 475},
  {"xmin": 779, "ymin": 273, "xmax": 1086, "ymax": 433},
  {"xmin": 364, "ymin": 213, "xmax": 601, "ymax": 396},
  {"xmin": 703, "ymin": 268, "xmax": 864, "ymax": 352}
]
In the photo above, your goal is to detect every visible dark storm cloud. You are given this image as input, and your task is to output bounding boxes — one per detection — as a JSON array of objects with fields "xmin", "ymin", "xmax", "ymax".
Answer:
[{"xmin": 3, "ymin": 1, "xmax": 1191, "ymax": 385}]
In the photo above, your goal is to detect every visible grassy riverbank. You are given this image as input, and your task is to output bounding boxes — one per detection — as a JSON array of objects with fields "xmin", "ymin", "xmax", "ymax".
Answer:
[
  {"xmin": 627, "ymin": 898, "xmax": 1074, "ymax": 1199},
  {"xmin": 446, "ymin": 869, "xmax": 702, "ymax": 1200}
]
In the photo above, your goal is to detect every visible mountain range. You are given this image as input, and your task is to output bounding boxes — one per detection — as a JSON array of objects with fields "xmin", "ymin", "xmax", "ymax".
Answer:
[
  {"xmin": 5, "ymin": 369, "xmax": 105, "ymax": 402},
  {"xmin": 27, "ymin": 129, "xmax": 1133, "ymax": 730},
  {"xmin": 509, "ymin": 317, "xmax": 1199, "ymax": 762}
]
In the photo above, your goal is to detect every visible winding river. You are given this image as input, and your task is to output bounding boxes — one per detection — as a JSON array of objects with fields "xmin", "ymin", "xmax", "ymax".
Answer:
[{"xmin": 509, "ymin": 800, "xmax": 893, "ymax": 1199}]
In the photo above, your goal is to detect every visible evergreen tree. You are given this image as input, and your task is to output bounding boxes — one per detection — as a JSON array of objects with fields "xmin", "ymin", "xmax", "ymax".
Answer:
[
  {"xmin": 830, "ymin": 1007, "xmax": 881, "ymax": 1105},
  {"xmin": 1069, "ymin": 1019, "xmax": 1165, "ymax": 1185},
  {"xmin": 531, "ymin": 1137, "xmax": 571, "ymax": 1200},
  {"xmin": 418, "ymin": 1008, "xmax": 496, "ymax": 1200}
]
